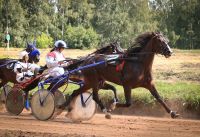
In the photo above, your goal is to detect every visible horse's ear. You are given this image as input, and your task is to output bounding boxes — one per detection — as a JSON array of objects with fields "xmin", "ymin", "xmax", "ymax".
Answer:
[
  {"xmin": 152, "ymin": 32, "xmax": 159, "ymax": 37},
  {"xmin": 155, "ymin": 31, "xmax": 161, "ymax": 35},
  {"xmin": 28, "ymin": 42, "xmax": 32, "ymax": 47}
]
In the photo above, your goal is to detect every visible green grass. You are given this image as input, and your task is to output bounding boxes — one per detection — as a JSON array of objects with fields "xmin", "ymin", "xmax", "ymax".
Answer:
[
  {"xmin": 64, "ymin": 81, "xmax": 200, "ymax": 109},
  {"xmin": 54, "ymin": 81, "xmax": 200, "ymax": 105}
]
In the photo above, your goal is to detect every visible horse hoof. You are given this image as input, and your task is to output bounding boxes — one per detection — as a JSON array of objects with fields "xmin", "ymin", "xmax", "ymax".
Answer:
[
  {"xmin": 171, "ymin": 111, "xmax": 180, "ymax": 118},
  {"xmin": 105, "ymin": 113, "xmax": 112, "ymax": 119}
]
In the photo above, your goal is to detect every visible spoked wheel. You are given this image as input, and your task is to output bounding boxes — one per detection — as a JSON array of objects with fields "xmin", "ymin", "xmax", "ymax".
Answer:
[
  {"xmin": 0, "ymin": 84, "xmax": 12, "ymax": 103},
  {"xmin": 5, "ymin": 89, "xmax": 24, "ymax": 115},
  {"xmin": 51, "ymin": 90, "xmax": 66, "ymax": 119},
  {"xmin": 66, "ymin": 92, "xmax": 96, "ymax": 122},
  {"xmin": 31, "ymin": 89, "xmax": 55, "ymax": 121}
]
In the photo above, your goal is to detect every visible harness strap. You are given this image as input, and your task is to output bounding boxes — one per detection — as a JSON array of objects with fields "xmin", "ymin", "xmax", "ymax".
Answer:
[
  {"xmin": 116, "ymin": 61, "xmax": 125, "ymax": 72},
  {"xmin": 80, "ymin": 93, "xmax": 86, "ymax": 107}
]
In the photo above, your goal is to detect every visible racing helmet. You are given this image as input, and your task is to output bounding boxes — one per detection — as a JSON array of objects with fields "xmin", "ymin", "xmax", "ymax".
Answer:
[{"xmin": 54, "ymin": 40, "xmax": 68, "ymax": 48}]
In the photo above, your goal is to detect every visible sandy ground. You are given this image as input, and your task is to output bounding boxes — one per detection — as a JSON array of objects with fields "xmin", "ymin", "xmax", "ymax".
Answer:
[{"xmin": 0, "ymin": 110, "xmax": 200, "ymax": 137}]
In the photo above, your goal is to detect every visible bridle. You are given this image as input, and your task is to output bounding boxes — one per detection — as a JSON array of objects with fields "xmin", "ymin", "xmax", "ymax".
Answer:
[{"xmin": 152, "ymin": 33, "xmax": 171, "ymax": 56}]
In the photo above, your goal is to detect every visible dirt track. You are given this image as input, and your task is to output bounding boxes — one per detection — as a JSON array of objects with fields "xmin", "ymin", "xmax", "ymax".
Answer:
[{"xmin": 0, "ymin": 110, "xmax": 200, "ymax": 137}]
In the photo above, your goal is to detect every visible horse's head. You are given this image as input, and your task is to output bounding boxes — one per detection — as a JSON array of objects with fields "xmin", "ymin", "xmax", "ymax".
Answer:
[
  {"xmin": 28, "ymin": 48, "xmax": 40, "ymax": 63},
  {"xmin": 151, "ymin": 32, "xmax": 173, "ymax": 58},
  {"xmin": 25, "ymin": 42, "xmax": 40, "ymax": 63},
  {"xmin": 94, "ymin": 41, "xmax": 124, "ymax": 55},
  {"xmin": 26, "ymin": 43, "xmax": 35, "ymax": 53}
]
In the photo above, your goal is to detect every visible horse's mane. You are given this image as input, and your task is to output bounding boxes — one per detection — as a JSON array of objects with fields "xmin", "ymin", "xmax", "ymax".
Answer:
[
  {"xmin": 92, "ymin": 41, "xmax": 124, "ymax": 54},
  {"xmin": 126, "ymin": 32, "xmax": 153, "ymax": 54}
]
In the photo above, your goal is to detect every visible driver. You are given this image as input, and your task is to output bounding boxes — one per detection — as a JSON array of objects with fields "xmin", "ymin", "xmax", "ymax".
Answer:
[
  {"xmin": 46, "ymin": 40, "xmax": 73, "ymax": 78},
  {"xmin": 14, "ymin": 51, "xmax": 40, "ymax": 83}
]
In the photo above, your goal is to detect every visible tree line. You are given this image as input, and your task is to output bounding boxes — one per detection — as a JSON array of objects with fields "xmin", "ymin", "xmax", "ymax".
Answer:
[{"xmin": 0, "ymin": 0, "xmax": 199, "ymax": 49}]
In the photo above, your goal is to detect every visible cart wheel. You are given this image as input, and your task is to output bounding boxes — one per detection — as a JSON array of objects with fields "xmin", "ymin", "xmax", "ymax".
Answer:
[
  {"xmin": 5, "ymin": 89, "xmax": 24, "ymax": 115},
  {"xmin": 66, "ymin": 92, "xmax": 96, "ymax": 122},
  {"xmin": 31, "ymin": 89, "xmax": 55, "ymax": 121},
  {"xmin": 51, "ymin": 90, "xmax": 66, "ymax": 119},
  {"xmin": 0, "ymin": 84, "xmax": 12, "ymax": 103}
]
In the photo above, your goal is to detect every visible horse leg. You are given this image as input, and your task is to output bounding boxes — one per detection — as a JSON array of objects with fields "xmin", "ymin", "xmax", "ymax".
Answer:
[
  {"xmin": 100, "ymin": 82, "xmax": 119, "ymax": 111},
  {"xmin": 115, "ymin": 86, "xmax": 132, "ymax": 108},
  {"xmin": 147, "ymin": 84, "xmax": 179, "ymax": 118},
  {"xmin": 92, "ymin": 87, "xmax": 111, "ymax": 119},
  {"xmin": 101, "ymin": 82, "xmax": 119, "ymax": 102}
]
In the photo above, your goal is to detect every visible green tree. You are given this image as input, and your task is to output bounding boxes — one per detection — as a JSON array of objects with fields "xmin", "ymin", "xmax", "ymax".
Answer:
[
  {"xmin": 0, "ymin": 0, "xmax": 199, "ymax": 49},
  {"xmin": 151, "ymin": 0, "xmax": 200, "ymax": 49},
  {"xmin": 65, "ymin": 25, "xmax": 99, "ymax": 49},
  {"xmin": 0, "ymin": 0, "xmax": 27, "ymax": 47},
  {"xmin": 92, "ymin": 0, "xmax": 158, "ymax": 48},
  {"xmin": 20, "ymin": 0, "xmax": 55, "ymax": 42},
  {"xmin": 36, "ymin": 32, "xmax": 53, "ymax": 48}
]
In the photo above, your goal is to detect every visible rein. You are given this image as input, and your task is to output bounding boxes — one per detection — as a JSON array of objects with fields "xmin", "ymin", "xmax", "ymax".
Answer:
[
  {"xmin": 115, "ymin": 52, "xmax": 154, "ymax": 72},
  {"xmin": 126, "ymin": 52, "xmax": 154, "ymax": 55},
  {"xmin": 122, "ymin": 52, "xmax": 154, "ymax": 61}
]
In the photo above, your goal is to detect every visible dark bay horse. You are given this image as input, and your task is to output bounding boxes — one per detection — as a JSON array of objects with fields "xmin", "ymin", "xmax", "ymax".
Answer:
[
  {"xmin": 0, "ymin": 43, "xmax": 41, "ymax": 88},
  {"xmin": 0, "ymin": 60, "xmax": 45, "ymax": 105},
  {"xmin": 66, "ymin": 32, "xmax": 179, "ymax": 119},
  {"xmin": 0, "ymin": 43, "xmax": 41, "ymax": 102}
]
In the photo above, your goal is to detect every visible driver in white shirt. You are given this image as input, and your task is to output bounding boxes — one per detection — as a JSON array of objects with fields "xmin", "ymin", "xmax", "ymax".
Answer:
[
  {"xmin": 14, "ymin": 51, "xmax": 40, "ymax": 83},
  {"xmin": 46, "ymin": 40, "xmax": 73, "ymax": 78}
]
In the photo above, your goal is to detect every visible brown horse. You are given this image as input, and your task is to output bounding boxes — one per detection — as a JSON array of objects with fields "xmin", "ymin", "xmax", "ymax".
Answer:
[{"xmin": 66, "ymin": 32, "xmax": 179, "ymax": 119}]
